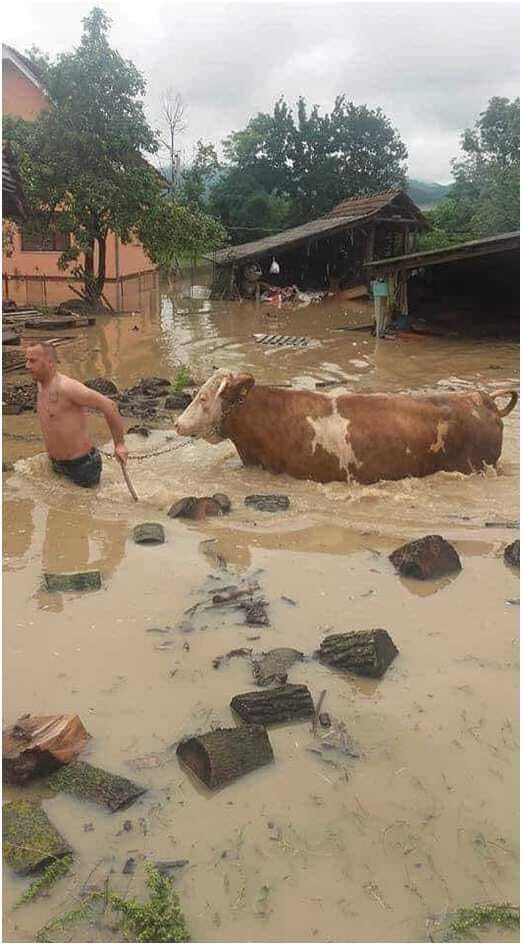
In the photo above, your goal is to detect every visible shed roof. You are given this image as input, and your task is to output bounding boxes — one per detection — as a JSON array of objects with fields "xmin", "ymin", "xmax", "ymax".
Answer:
[
  {"xmin": 365, "ymin": 231, "xmax": 520, "ymax": 273},
  {"xmin": 211, "ymin": 188, "xmax": 427, "ymax": 265}
]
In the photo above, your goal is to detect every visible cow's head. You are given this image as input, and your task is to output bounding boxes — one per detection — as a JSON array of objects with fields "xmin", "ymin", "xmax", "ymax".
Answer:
[{"xmin": 175, "ymin": 369, "xmax": 255, "ymax": 442}]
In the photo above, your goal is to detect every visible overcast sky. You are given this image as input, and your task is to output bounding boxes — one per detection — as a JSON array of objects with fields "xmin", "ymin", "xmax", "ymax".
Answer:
[{"xmin": 4, "ymin": 0, "xmax": 520, "ymax": 182}]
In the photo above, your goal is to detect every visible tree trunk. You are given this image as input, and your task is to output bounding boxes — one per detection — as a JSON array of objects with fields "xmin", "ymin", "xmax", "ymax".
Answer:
[
  {"xmin": 83, "ymin": 241, "xmax": 96, "ymax": 302},
  {"xmin": 94, "ymin": 234, "xmax": 107, "ymax": 302},
  {"xmin": 176, "ymin": 725, "xmax": 273, "ymax": 788},
  {"xmin": 230, "ymin": 684, "xmax": 315, "ymax": 725}
]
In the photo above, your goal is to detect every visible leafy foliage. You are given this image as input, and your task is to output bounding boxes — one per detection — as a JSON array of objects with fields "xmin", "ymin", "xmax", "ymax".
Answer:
[
  {"xmin": 209, "ymin": 95, "xmax": 407, "ymax": 234},
  {"xmin": 138, "ymin": 196, "xmax": 226, "ymax": 273},
  {"xmin": 5, "ymin": 7, "xmax": 161, "ymax": 303},
  {"xmin": 441, "ymin": 902, "xmax": 519, "ymax": 942},
  {"xmin": 16, "ymin": 854, "xmax": 73, "ymax": 908},
  {"xmin": 419, "ymin": 96, "xmax": 520, "ymax": 250},
  {"xmin": 110, "ymin": 862, "xmax": 190, "ymax": 943},
  {"xmin": 35, "ymin": 890, "xmax": 103, "ymax": 942}
]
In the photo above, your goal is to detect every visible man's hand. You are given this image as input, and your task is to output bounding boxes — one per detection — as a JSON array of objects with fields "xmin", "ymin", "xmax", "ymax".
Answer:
[{"xmin": 115, "ymin": 443, "xmax": 129, "ymax": 466}]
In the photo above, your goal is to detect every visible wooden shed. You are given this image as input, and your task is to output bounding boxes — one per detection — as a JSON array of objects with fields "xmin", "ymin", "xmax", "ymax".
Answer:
[{"xmin": 210, "ymin": 189, "xmax": 428, "ymax": 299}]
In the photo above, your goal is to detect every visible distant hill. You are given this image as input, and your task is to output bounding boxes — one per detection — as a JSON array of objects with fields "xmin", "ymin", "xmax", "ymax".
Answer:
[{"xmin": 407, "ymin": 179, "xmax": 452, "ymax": 210}]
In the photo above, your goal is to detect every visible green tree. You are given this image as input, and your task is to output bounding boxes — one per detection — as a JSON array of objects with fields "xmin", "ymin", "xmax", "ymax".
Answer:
[
  {"xmin": 138, "ymin": 196, "xmax": 226, "ymax": 276},
  {"xmin": 212, "ymin": 95, "xmax": 407, "ymax": 230},
  {"xmin": 179, "ymin": 140, "xmax": 220, "ymax": 210},
  {"xmin": 419, "ymin": 96, "xmax": 520, "ymax": 249},
  {"xmin": 5, "ymin": 8, "xmax": 161, "ymax": 305}
]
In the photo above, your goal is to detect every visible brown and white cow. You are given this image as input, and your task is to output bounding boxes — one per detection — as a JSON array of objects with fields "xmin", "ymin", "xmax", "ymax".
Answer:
[{"xmin": 175, "ymin": 369, "xmax": 518, "ymax": 485}]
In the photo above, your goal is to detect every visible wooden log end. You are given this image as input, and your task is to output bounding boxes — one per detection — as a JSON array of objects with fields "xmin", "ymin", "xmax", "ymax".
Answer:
[{"xmin": 176, "ymin": 725, "xmax": 274, "ymax": 789}]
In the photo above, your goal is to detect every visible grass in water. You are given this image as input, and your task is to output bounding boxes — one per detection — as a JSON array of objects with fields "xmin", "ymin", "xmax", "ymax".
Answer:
[
  {"xmin": 173, "ymin": 365, "xmax": 192, "ymax": 392},
  {"xmin": 15, "ymin": 854, "xmax": 73, "ymax": 908},
  {"xmin": 110, "ymin": 862, "xmax": 190, "ymax": 943},
  {"xmin": 442, "ymin": 902, "xmax": 519, "ymax": 941},
  {"xmin": 35, "ymin": 891, "xmax": 102, "ymax": 942}
]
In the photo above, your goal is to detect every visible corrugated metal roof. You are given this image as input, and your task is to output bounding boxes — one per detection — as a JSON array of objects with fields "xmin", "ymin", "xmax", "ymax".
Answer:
[{"xmin": 211, "ymin": 188, "xmax": 426, "ymax": 265}]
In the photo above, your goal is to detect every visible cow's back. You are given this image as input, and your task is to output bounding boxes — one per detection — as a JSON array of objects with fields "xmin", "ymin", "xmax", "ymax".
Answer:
[{"xmin": 224, "ymin": 386, "xmax": 504, "ymax": 484}]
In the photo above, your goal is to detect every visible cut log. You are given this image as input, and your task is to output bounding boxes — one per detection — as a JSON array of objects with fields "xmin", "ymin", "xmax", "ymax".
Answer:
[
  {"xmin": 504, "ymin": 539, "xmax": 520, "ymax": 569},
  {"xmin": 3, "ymin": 713, "xmax": 90, "ymax": 785},
  {"xmin": 48, "ymin": 760, "xmax": 146, "ymax": 812},
  {"xmin": 133, "ymin": 523, "xmax": 165, "ymax": 545},
  {"xmin": 176, "ymin": 725, "xmax": 273, "ymax": 789},
  {"xmin": 252, "ymin": 648, "xmax": 303, "ymax": 686},
  {"xmin": 85, "ymin": 377, "xmax": 119, "ymax": 397},
  {"xmin": 389, "ymin": 535, "xmax": 462, "ymax": 579},
  {"xmin": 318, "ymin": 629, "xmax": 398, "ymax": 678},
  {"xmin": 244, "ymin": 494, "xmax": 290, "ymax": 512},
  {"xmin": 3, "ymin": 800, "xmax": 72, "ymax": 875},
  {"xmin": 168, "ymin": 496, "xmax": 224, "ymax": 520},
  {"xmin": 165, "ymin": 393, "xmax": 192, "ymax": 410},
  {"xmin": 231, "ymin": 684, "xmax": 314, "ymax": 724},
  {"xmin": 44, "ymin": 570, "xmax": 102, "ymax": 592}
]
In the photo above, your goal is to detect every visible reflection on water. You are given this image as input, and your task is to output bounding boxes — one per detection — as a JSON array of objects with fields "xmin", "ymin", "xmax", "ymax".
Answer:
[{"xmin": 2, "ymin": 283, "xmax": 519, "ymax": 944}]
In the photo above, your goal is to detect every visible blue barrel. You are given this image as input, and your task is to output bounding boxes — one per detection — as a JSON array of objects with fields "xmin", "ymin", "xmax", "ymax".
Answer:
[{"xmin": 371, "ymin": 279, "xmax": 389, "ymax": 298}]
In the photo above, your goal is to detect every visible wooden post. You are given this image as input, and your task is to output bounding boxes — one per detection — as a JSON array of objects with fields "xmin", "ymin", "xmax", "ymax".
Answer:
[{"xmin": 365, "ymin": 224, "xmax": 376, "ymax": 263}]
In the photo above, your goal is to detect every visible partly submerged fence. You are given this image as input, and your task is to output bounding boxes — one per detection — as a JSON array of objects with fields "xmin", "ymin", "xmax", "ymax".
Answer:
[{"xmin": 3, "ymin": 269, "xmax": 160, "ymax": 314}]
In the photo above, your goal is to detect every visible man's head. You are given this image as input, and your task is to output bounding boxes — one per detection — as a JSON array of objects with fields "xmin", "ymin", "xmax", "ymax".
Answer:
[
  {"xmin": 175, "ymin": 369, "xmax": 255, "ymax": 442},
  {"xmin": 25, "ymin": 342, "xmax": 58, "ymax": 382}
]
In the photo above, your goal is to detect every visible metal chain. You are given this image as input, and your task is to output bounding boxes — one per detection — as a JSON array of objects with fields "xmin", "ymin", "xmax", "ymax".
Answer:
[{"xmin": 4, "ymin": 431, "xmax": 188, "ymax": 462}]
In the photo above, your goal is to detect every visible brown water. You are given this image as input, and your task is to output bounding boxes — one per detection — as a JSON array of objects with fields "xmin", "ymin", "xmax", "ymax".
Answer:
[{"xmin": 3, "ymin": 291, "xmax": 520, "ymax": 943}]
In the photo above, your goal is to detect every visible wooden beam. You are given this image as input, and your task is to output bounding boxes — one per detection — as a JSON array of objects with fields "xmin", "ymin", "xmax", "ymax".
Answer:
[{"xmin": 366, "ymin": 236, "xmax": 520, "ymax": 274}]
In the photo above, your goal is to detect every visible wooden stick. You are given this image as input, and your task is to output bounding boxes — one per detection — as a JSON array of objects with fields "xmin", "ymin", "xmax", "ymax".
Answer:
[{"xmin": 118, "ymin": 460, "xmax": 138, "ymax": 501}]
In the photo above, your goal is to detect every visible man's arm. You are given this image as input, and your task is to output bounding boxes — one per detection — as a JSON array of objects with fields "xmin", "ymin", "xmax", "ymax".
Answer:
[{"xmin": 64, "ymin": 378, "xmax": 128, "ymax": 464}]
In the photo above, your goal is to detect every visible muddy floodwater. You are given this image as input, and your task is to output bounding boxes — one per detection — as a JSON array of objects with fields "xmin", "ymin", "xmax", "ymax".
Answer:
[{"xmin": 3, "ymin": 289, "xmax": 519, "ymax": 943}]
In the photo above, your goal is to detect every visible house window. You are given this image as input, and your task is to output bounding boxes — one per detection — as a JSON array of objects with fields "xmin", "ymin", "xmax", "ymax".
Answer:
[{"xmin": 21, "ymin": 218, "xmax": 70, "ymax": 252}]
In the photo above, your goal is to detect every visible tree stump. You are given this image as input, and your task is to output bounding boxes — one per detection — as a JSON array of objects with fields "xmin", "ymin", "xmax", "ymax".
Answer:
[
  {"xmin": 132, "ymin": 523, "xmax": 165, "ymax": 545},
  {"xmin": 318, "ymin": 629, "xmax": 398, "ymax": 677},
  {"xmin": 504, "ymin": 539, "xmax": 520, "ymax": 569},
  {"xmin": 44, "ymin": 570, "xmax": 102, "ymax": 592},
  {"xmin": 176, "ymin": 725, "xmax": 273, "ymax": 789},
  {"xmin": 3, "ymin": 800, "xmax": 72, "ymax": 874},
  {"xmin": 231, "ymin": 684, "xmax": 314, "ymax": 724},
  {"xmin": 48, "ymin": 760, "xmax": 146, "ymax": 812},
  {"xmin": 3, "ymin": 713, "xmax": 90, "ymax": 785},
  {"xmin": 389, "ymin": 535, "xmax": 461, "ymax": 579}
]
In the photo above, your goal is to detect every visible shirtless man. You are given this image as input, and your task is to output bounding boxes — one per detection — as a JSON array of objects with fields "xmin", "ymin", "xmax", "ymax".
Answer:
[{"xmin": 26, "ymin": 342, "xmax": 128, "ymax": 488}]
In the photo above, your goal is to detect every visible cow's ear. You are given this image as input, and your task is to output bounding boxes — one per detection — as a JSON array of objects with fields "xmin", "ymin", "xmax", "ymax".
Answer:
[{"xmin": 218, "ymin": 372, "xmax": 255, "ymax": 403}]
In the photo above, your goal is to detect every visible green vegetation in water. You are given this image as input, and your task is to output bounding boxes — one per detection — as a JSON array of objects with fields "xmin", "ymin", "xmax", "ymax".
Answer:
[
  {"xmin": 109, "ymin": 863, "xmax": 191, "ymax": 942},
  {"xmin": 3, "ymin": 800, "xmax": 71, "ymax": 874},
  {"xmin": 15, "ymin": 854, "xmax": 73, "ymax": 908},
  {"xmin": 173, "ymin": 365, "xmax": 192, "ymax": 391},
  {"xmin": 441, "ymin": 902, "xmax": 520, "ymax": 942},
  {"xmin": 35, "ymin": 891, "xmax": 102, "ymax": 943}
]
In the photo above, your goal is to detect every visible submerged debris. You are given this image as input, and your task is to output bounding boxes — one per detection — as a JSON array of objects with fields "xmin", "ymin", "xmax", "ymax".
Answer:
[
  {"xmin": 252, "ymin": 648, "xmax": 304, "ymax": 686},
  {"xmin": 44, "ymin": 570, "xmax": 102, "ymax": 593},
  {"xmin": 168, "ymin": 495, "xmax": 230, "ymax": 520},
  {"xmin": 231, "ymin": 684, "xmax": 315, "ymax": 725},
  {"xmin": 48, "ymin": 760, "xmax": 146, "ymax": 812},
  {"xmin": 3, "ymin": 800, "xmax": 72, "ymax": 875},
  {"xmin": 318, "ymin": 629, "xmax": 398, "ymax": 678},
  {"xmin": 3, "ymin": 713, "xmax": 90, "ymax": 785},
  {"xmin": 245, "ymin": 494, "xmax": 290, "ymax": 512},
  {"xmin": 504, "ymin": 539, "xmax": 520, "ymax": 569},
  {"xmin": 389, "ymin": 535, "xmax": 462, "ymax": 580},
  {"xmin": 133, "ymin": 523, "xmax": 165, "ymax": 545},
  {"xmin": 177, "ymin": 725, "xmax": 274, "ymax": 789}
]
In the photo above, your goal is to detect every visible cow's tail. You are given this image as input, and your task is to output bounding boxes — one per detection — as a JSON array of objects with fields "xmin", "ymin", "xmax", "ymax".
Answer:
[{"xmin": 490, "ymin": 389, "xmax": 519, "ymax": 417}]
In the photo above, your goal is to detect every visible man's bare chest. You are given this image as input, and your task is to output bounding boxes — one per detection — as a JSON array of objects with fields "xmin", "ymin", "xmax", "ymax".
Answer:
[{"xmin": 37, "ymin": 385, "xmax": 74, "ymax": 423}]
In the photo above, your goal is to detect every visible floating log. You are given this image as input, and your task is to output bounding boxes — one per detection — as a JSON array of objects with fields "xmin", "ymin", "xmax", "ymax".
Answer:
[
  {"xmin": 133, "ymin": 523, "xmax": 165, "ymax": 545},
  {"xmin": 3, "ymin": 713, "xmax": 90, "ymax": 785},
  {"xmin": 48, "ymin": 760, "xmax": 146, "ymax": 812},
  {"xmin": 231, "ymin": 684, "xmax": 314, "ymax": 725},
  {"xmin": 44, "ymin": 570, "xmax": 102, "ymax": 592},
  {"xmin": 3, "ymin": 800, "xmax": 72, "ymax": 875},
  {"xmin": 318, "ymin": 629, "xmax": 398, "ymax": 678},
  {"xmin": 389, "ymin": 535, "xmax": 462, "ymax": 580},
  {"xmin": 244, "ymin": 494, "xmax": 290, "ymax": 512},
  {"xmin": 252, "ymin": 648, "xmax": 304, "ymax": 687},
  {"xmin": 176, "ymin": 725, "xmax": 273, "ymax": 789}
]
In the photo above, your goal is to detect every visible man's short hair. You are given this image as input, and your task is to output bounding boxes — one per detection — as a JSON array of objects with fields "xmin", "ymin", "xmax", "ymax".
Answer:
[{"xmin": 28, "ymin": 341, "xmax": 58, "ymax": 361}]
